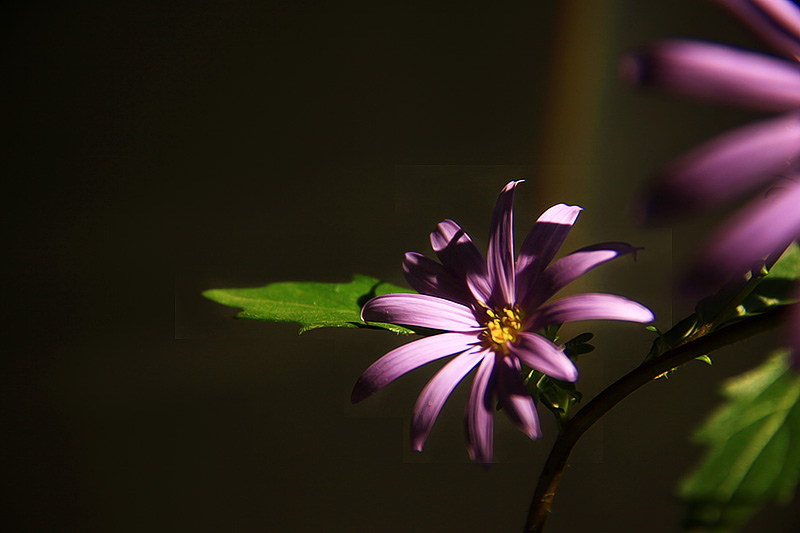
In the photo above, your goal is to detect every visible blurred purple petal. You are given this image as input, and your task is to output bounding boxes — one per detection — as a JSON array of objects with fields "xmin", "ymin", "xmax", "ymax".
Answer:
[
  {"xmin": 684, "ymin": 182, "xmax": 800, "ymax": 293},
  {"xmin": 350, "ymin": 332, "xmax": 478, "ymax": 403},
  {"xmin": 430, "ymin": 219, "xmax": 493, "ymax": 304},
  {"xmin": 512, "ymin": 332, "xmax": 579, "ymax": 383},
  {"xmin": 362, "ymin": 293, "xmax": 480, "ymax": 331},
  {"xmin": 641, "ymin": 112, "xmax": 800, "ymax": 222},
  {"xmin": 531, "ymin": 293, "xmax": 655, "ymax": 329},
  {"xmin": 402, "ymin": 252, "xmax": 474, "ymax": 305},
  {"xmin": 625, "ymin": 1, "xmax": 800, "ymax": 372},
  {"xmin": 522, "ymin": 242, "xmax": 642, "ymax": 310},
  {"xmin": 494, "ymin": 356, "xmax": 541, "ymax": 440},
  {"xmin": 410, "ymin": 347, "xmax": 486, "ymax": 452},
  {"xmin": 515, "ymin": 204, "xmax": 583, "ymax": 303},
  {"xmin": 487, "ymin": 180, "xmax": 522, "ymax": 306},
  {"xmin": 714, "ymin": 0, "xmax": 800, "ymax": 58},
  {"xmin": 465, "ymin": 353, "xmax": 495, "ymax": 464},
  {"xmin": 621, "ymin": 39, "xmax": 800, "ymax": 112}
]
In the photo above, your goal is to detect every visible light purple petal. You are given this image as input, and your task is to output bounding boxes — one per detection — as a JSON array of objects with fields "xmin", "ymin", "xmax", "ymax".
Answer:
[
  {"xmin": 515, "ymin": 204, "xmax": 583, "ymax": 303},
  {"xmin": 409, "ymin": 346, "xmax": 487, "ymax": 452},
  {"xmin": 430, "ymin": 219, "xmax": 493, "ymax": 305},
  {"xmin": 494, "ymin": 356, "xmax": 541, "ymax": 440},
  {"xmin": 641, "ymin": 112, "xmax": 800, "ymax": 222},
  {"xmin": 487, "ymin": 180, "xmax": 522, "ymax": 306},
  {"xmin": 620, "ymin": 39, "xmax": 800, "ymax": 112},
  {"xmin": 521, "ymin": 242, "xmax": 642, "ymax": 311},
  {"xmin": 530, "ymin": 293, "xmax": 655, "ymax": 330},
  {"xmin": 402, "ymin": 252, "xmax": 474, "ymax": 305},
  {"xmin": 512, "ymin": 332, "xmax": 579, "ymax": 383},
  {"xmin": 361, "ymin": 293, "xmax": 480, "ymax": 331},
  {"xmin": 350, "ymin": 332, "xmax": 478, "ymax": 403},
  {"xmin": 714, "ymin": 0, "xmax": 800, "ymax": 58},
  {"xmin": 465, "ymin": 352, "xmax": 495, "ymax": 464},
  {"xmin": 684, "ymin": 182, "xmax": 800, "ymax": 294}
]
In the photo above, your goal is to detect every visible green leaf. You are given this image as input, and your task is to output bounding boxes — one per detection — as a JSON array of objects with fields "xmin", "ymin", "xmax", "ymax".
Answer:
[
  {"xmin": 679, "ymin": 351, "xmax": 800, "ymax": 532},
  {"xmin": 563, "ymin": 332, "xmax": 595, "ymax": 359},
  {"xmin": 526, "ymin": 371, "xmax": 583, "ymax": 430},
  {"xmin": 739, "ymin": 243, "xmax": 800, "ymax": 317},
  {"xmin": 767, "ymin": 242, "xmax": 800, "ymax": 280},
  {"xmin": 203, "ymin": 274, "xmax": 416, "ymax": 334}
]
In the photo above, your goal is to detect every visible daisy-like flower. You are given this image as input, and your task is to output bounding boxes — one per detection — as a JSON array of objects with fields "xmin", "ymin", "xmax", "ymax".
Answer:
[
  {"xmin": 351, "ymin": 180, "xmax": 654, "ymax": 463},
  {"xmin": 620, "ymin": 0, "xmax": 800, "ymax": 362}
]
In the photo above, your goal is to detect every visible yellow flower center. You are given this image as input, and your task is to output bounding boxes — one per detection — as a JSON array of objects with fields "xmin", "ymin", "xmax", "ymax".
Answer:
[{"xmin": 481, "ymin": 307, "xmax": 523, "ymax": 354}]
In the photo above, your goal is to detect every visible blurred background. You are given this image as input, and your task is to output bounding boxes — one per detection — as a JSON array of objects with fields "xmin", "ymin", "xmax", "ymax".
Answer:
[{"xmin": 4, "ymin": 0, "xmax": 798, "ymax": 531}]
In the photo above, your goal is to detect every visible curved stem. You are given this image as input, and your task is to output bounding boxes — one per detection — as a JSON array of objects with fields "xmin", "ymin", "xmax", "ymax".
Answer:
[{"xmin": 523, "ymin": 306, "xmax": 788, "ymax": 532}]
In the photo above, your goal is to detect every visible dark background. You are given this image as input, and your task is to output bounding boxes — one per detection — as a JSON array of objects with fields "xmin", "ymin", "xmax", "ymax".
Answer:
[{"xmin": 4, "ymin": 1, "xmax": 798, "ymax": 531}]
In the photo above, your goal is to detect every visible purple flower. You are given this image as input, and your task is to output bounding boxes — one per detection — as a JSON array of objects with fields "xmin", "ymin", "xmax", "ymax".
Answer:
[
  {"xmin": 621, "ymin": 0, "xmax": 800, "ymax": 362},
  {"xmin": 351, "ymin": 180, "xmax": 654, "ymax": 463}
]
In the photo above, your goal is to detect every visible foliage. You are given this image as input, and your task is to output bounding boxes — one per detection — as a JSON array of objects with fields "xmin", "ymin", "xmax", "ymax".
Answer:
[
  {"xmin": 203, "ymin": 274, "xmax": 416, "ymax": 334},
  {"xmin": 526, "ymin": 331, "xmax": 595, "ymax": 427},
  {"xmin": 646, "ymin": 243, "xmax": 799, "ymax": 365},
  {"xmin": 679, "ymin": 351, "xmax": 800, "ymax": 532}
]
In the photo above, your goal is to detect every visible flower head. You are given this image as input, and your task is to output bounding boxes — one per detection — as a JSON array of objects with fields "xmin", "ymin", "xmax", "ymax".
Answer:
[
  {"xmin": 352, "ymin": 180, "xmax": 654, "ymax": 463},
  {"xmin": 622, "ymin": 0, "xmax": 800, "ymax": 363}
]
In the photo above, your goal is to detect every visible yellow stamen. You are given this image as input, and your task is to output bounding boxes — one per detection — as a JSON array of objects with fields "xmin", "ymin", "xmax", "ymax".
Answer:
[{"xmin": 481, "ymin": 307, "xmax": 523, "ymax": 354}]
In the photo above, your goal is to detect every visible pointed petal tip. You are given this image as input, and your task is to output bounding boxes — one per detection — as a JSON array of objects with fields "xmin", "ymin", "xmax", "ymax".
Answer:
[
  {"xmin": 435, "ymin": 219, "xmax": 458, "ymax": 231},
  {"xmin": 522, "ymin": 424, "xmax": 543, "ymax": 441},
  {"xmin": 534, "ymin": 294, "xmax": 656, "ymax": 328},
  {"xmin": 564, "ymin": 365, "xmax": 579, "ymax": 383},
  {"xmin": 359, "ymin": 296, "xmax": 377, "ymax": 322},
  {"xmin": 538, "ymin": 203, "xmax": 583, "ymax": 226},
  {"xmin": 512, "ymin": 333, "xmax": 580, "ymax": 383},
  {"xmin": 361, "ymin": 293, "xmax": 479, "ymax": 331},
  {"xmin": 501, "ymin": 179, "xmax": 525, "ymax": 192},
  {"xmin": 350, "ymin": 378, "xmax": 372, "ymax": 404},
  {"xmin": 638, "ymin": 307, "xmax": 656, "ymax": 324},
  {"xmin": 614, "ymin": 300, "xmax": 655, "ymax": 323}
]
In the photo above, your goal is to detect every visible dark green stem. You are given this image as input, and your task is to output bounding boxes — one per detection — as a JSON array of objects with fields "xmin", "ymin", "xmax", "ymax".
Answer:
[{"xmin": 523, "ymin": 306, "xmax": 787, "ymax": 532}]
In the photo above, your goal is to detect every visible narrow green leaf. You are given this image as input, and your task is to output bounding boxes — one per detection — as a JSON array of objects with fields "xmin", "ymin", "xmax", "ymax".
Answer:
[
  {"xmin": 203, "ymin": 274, "xmax": 416, "ymax": 334},
  {"xmin": 740, "ymin": 243, "xmax": 800, "ymax": 316},
  {"xmin": 679, "ymin": 351, "xmax": 800, "ymax": 532}
]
